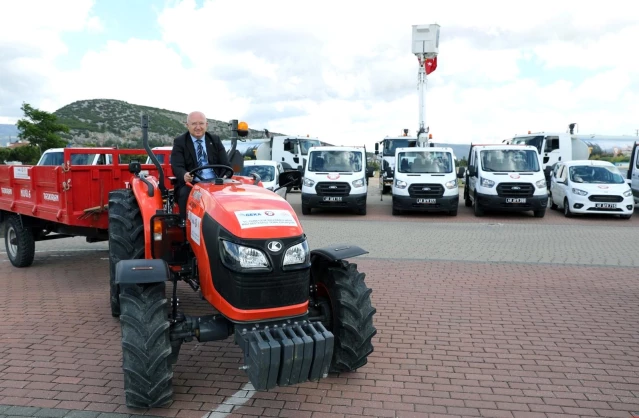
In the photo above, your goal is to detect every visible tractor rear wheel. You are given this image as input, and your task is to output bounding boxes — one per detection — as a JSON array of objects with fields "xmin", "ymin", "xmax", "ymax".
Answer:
[
  {"xmin": 119, "ymin": 281, "xmax": 173, "ymax": 408},
  {"xmin": 311, "ymin": 259, "xmax": 377, "ymax": 373},
  {"xmin": 108, "ymin": 189, "xmax": 145, "ymax": 317}
]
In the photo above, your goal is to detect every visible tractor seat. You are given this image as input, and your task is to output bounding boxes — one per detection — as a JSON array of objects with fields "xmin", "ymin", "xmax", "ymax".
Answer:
[{"xmin": 168, "ymin": 176, "xmax": 177, "ymax": 186}]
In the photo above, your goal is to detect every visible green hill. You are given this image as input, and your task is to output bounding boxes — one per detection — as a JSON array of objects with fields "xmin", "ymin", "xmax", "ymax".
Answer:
[{"xmin": 54, "ymin": 99, "xmax": 284, "ymax": 149}]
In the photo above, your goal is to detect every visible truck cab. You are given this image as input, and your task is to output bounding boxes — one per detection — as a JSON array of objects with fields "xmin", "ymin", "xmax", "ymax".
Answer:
[
  {"xmin": 391, "ymin": 146, "xmax": 462, "ymax": 216},
  {"xmin": 374, "ymin": 134, "xmax": 417, "ymax": 194},
  {"xmin": 301, "ymin": 146, "xmax": 369, "ymax": 215},
  {"xmin": 463, "ymin": 144, "xmax": 547, "ymax": 217},
  {"xmin": 37, "ymin": 147, "xmax": 117, "ymax": 166}
]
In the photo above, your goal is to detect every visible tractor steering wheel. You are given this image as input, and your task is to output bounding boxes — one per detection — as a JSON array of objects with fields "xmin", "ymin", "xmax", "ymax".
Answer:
[{"xmin": 189, "ymin": 164, "xmax": 234, "ymax": 182}]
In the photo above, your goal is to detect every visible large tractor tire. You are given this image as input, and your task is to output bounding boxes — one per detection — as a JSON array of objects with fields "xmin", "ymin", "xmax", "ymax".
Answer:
[
  {"xmin": 311, "ymin": 259, "xmax": 377, "ymax": 373},
  {"xmin": 119, "ymin": 281, "xmax": 173, "ymax": 408},
  {"xmin": 4, "ymin": 215, "xmax": 35, "ymax": 268},
  {"xmin": 108, "ymin": 189, "xmax": 145, "ymax": 317}
]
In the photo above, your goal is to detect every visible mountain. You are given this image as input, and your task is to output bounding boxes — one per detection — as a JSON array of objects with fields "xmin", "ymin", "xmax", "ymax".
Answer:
[
  {"xmin": 0, "ymin": 124, "xmax": 19, "ymax": 137},
  {"xmin": 53, "ymin": 99, "xmax": 284, "ymax": 147}
]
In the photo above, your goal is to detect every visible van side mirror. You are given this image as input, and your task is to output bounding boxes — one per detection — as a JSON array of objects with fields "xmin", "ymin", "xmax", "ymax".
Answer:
[
  {"xmin": 468, "ymin": 166, "xmax": 476, "ymax": 177},
  {"xmin": 374, "ymin": 143, "xmax": 379, "ymax": 155},
  {"xmin": 457, "ymin": 166, "xmax": 466, "ymax": 179},
  {"xmin": 283, "ymin": 139, "xmax": 292, "ymax": 152}
]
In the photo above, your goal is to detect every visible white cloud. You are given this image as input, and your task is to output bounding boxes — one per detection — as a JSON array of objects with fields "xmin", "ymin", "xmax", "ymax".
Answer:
[{"xmin": 1, "ymin": 0, "xmax": 639, "ymax": 149}]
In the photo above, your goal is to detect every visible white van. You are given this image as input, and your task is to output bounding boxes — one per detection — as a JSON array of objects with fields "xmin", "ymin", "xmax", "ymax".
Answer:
[
  {"xmin": 240, "ymin": 160, "xmax": 288, "ymax": 199},
  {"xmin": 392, "ymin": 146, "xmax": 462, "ymax": 216},
  {"xmin": 37, "ymin": 147, "xmax": 117, "ymax": 166},
  {"xmin": 549, "ymin": 160, "xmax": 633, "ymax": 219},
  {"xmin": 301, "ymin": 146, "xmax": 368, "ymax": 215},
  {"xmin": 463, "ymin": 144, "xmax": 548, "ymax": 217}
]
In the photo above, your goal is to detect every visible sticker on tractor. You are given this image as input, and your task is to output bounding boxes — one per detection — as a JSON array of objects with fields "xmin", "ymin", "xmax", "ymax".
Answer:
[
  {"xmin": 187, "ymin": 211, "xmax": 201, "ymax": 245},
  {"xmin": 1, "ymin": 187, "xmax": 11, "ymax": 195},
  {"xmin": 235, "ymin": 209, "xmax": 297, "ymax": 229}
]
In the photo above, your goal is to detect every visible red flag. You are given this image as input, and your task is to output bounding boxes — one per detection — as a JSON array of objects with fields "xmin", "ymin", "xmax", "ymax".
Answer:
[{"xmin": 424, "ymin": 57, "xmax": 437, "ymax": 75}]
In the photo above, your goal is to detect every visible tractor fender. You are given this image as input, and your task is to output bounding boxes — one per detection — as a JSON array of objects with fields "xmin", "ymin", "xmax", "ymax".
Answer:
[
  {"xmin": 310, "ymin": 244, "xmax": 369, "ymax": 262},
  {"xmin": 115, "ymin": 259, "xmax": 170, "ymax": 285}
]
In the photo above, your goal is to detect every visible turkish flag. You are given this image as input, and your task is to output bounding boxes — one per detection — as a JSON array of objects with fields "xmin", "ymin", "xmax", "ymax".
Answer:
[{"xmin": 424, "ymin": 57, "xmax": 437, "ymax": 75}]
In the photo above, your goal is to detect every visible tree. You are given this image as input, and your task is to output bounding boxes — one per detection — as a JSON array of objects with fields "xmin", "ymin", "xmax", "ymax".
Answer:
[{"xmin": 16, "ymin": 102, "xmax": 70, "ymax": 153}]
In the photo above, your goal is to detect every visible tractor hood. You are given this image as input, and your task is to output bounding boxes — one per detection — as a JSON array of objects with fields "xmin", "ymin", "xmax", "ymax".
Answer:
[{"xmin": 191, "ymin": 182, "xmax": 303, "ymax": 240}]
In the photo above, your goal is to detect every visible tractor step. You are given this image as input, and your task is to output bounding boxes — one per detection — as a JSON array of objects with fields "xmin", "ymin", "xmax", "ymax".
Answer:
[{"xmin": 235, "ymin": 321, "xmax": 334, "ymax": 391}]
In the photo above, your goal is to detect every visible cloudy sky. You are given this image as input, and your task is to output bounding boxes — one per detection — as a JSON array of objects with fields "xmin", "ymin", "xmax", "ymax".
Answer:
[{"xmin": 1, "ymin": 0, "xmax": 638, "ymax": 147}]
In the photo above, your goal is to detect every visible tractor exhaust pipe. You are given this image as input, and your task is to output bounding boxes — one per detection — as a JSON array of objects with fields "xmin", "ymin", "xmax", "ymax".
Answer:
[{"xmin": 141, "ymin": 114, "xmax": 168, "ymax": 197}]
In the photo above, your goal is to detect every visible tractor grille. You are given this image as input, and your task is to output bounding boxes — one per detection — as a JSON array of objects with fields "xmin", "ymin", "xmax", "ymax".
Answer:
[
  {"xmin": 315, "ymin": 182, "xmax": 350, "ymax": 196},
  {"xmin": 496, "ymin": 183, "xmax": 534, "ymax": 197},
  {"xmin": 588, "ymin": 195, "xmax": 623, "ymax": 203},
  {"xmin": 408, "ymin": 183, "xmax": 444, "ymax": 198}
]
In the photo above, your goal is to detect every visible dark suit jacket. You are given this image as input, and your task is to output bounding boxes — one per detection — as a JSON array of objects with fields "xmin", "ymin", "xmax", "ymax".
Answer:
[{"xmin": 170, "ymin": 131, "xmax": 231, "ymax": 189}]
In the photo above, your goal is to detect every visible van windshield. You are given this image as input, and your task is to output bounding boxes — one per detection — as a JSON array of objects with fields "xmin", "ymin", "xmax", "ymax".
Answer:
[
  {"xmin": 480, "ymin": 149, "xmax": 540, "ymax": 172},
  {"xmin": 398, "ymin": 151, "xmax": 453, "ymax": 173},
  {"xmin": 240, "ymin": 165, "xmax": 275, "ymax": 182},
  {"xmin": 307, "ymin": 150, "xmax": 362, "ymax": 172},
  {"xmin": 569, "ymin": 165, "xmax": 625, "ymax": 184}
]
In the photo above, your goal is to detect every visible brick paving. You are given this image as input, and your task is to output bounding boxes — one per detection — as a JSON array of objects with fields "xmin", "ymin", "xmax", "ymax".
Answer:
[{"xmin": 2, "ymin": 251, "xmax": 639, "ymax": 417}]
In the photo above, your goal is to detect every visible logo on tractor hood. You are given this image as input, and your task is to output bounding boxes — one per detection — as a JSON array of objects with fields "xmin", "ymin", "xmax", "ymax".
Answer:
[{"xmin": 267, "ymin": 241, "xmax": 283, "ymax": 252}]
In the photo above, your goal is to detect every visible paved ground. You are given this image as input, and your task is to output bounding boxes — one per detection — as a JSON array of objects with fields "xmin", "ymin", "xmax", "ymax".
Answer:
[{"xmin": 2, "ymin": 180, "xmax": 639, "ymax": 418}]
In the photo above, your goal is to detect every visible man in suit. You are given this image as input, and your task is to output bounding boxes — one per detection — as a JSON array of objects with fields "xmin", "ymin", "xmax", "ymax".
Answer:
[{"xmin": 171, "ymin": 111, "xmax": 231, "ymax": 220}]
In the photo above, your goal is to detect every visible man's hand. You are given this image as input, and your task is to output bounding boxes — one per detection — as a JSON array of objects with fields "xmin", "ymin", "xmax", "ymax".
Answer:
[{"xmin": 184, "ymin": 173, "xmax": 193, "ymax": 183}]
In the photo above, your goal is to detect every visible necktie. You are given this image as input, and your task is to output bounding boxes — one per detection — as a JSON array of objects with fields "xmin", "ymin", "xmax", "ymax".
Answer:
[{"xmin": 196, "ymin": 139, "xmax": 206, "ymax": 167}]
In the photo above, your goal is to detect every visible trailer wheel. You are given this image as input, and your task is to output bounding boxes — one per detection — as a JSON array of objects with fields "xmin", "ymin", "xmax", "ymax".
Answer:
[
  {"xmin": 311, "ymin": 259, "xmax": 377, "ymax": 373},
  {"xmin": 4, "ymin": 215, "xmax": 35, "ymax": 268},
  {"xmin": 119, "ymin": 282, "xmax": 173, "ymax": 408},
  {"xmin": 108, "ymin": 189, "xmax": 145, "ymax": 317}
]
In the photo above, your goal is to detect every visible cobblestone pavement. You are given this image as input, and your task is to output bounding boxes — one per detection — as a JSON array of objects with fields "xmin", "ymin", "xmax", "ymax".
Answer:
[{"xmin": 1, "ymin": 182, "xmax": 638, "ymax": 418}]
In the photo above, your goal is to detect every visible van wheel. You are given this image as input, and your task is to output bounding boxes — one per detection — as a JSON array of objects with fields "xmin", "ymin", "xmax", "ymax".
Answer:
[
  {"xmin": 473, "ymin": 193, "xmax": 484, "ymax": 217},
  {"xmin": 357, "ymin": 206, "xmax": 367, "ymax": 216},
  {"xmin": 392, "ymin": 207, "xmax": 400, "ymax": 216},
  {"xmin": 302, "ymin": 204, "xmax": 311, "ymax": 215},
  {"xmin": 448, "ymin": 208, "xmax": 458, "ymax": 216},
  {"xmin": 563, "ymin": 198, "xmax": 573, "ymax": 218},
  {"xmin": 620, "ymin": 214, "xmax": 632, "ymax": 220},
  {"xmin": 549, "ymin": 193, "xmax": 558, "ymax": 210},
  {"xmin": 533, "ymin": 209, "xmax": 546, "ymax": 218}
]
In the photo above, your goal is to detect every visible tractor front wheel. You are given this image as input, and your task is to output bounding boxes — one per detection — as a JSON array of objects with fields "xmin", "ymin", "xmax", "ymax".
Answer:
[
  {"xmin": 119, "ymin": 281, "xmax": 174, "ymax": 408},
  {"xmin": 108, "ymin": 189, "xmax": 145, "ymax": 317},
  {"xmin": 311, "ymin": 259, "xmax": 377, "ymax": 373}
]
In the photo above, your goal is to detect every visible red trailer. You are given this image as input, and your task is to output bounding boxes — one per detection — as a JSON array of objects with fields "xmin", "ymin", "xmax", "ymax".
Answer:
[{"xmin": 0, "ymin": 147, "xmax": 174, "ymax": 267}]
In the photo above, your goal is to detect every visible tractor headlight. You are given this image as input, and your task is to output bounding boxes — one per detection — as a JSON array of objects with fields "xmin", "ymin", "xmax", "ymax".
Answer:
[
  {"xmin": 221, "ymin": 240, "xmax": 270, "ymax": 270},
  {"xmin": 283, "ymin": 240, "xmax": 310, "ymax": 267}
]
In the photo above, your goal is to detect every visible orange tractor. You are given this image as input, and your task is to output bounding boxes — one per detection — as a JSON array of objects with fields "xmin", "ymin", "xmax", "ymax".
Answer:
[{"xmin": 109, "ymin": 116, "xmax": 377, "ymax": 408}]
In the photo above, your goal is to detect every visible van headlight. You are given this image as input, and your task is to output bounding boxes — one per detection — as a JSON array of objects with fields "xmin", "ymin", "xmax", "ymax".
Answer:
[
  {"xmin": 283, "ymin": 240, "xmax": 310, "ymax": 267},
  {"xmin": 536, "ymin": 179, "xmax": 546, "ymax": 188},
  {"xmin": 395, "ymin": 179, "xmax": 407, "ymax": 189},
  {"xmin": 480, "ymin": 177, "xmax": 495, "ymax": 188},
  {"xmin": 624, "ymin": 189, "xmax": 632, "ymax": 197},
  {"xmin": 571, "ymin": 188, "xmax": 588, "ymax": 196},
  {"xmin": 303, "ymin": 178, "xmax": 315, "ymax": 187},
  {"xmin": 445, "ymin": 180, "xmax": 457, "ymax": 189},
  {"xmin": 352, "ymin": 178, "xmax": 365, "ymax": 188},
  {"xmin": 221, "ymin": 240, "xmax": 269, "ymax": 271}
]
